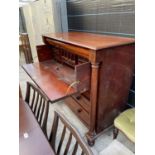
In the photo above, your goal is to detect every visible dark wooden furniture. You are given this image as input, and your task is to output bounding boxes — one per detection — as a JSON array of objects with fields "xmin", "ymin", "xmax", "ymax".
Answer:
[
  {"xmin": 49, "ymin": 111, "xmax": 93, "ymax": 155},
  {"xmin": 25, "ymin": 81, "xmax": 49, "ymax": 136},
  {"xmin": 19, "ymin": 33, "xmax": 33, "ymax": 64},
  {"xmin": 22, "ymin": 32, "xmax": 135, "ymax": 145},
  {"xmin": 19, "ymin": 99, "xmax": 55, "ymax": 155}
]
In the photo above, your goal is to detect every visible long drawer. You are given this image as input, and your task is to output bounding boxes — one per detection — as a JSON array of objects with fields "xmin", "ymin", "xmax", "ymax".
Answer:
[
  {"xmin": 45, "ymin": 38, "xmax": 90, "ymax": 59},
  {"xmin": 72, "ymin": 94, "xmax": 90, "ymax": 113},
  {"xmin": 64, "ymin": 97, "xmax": 90, "ymax": 127}
]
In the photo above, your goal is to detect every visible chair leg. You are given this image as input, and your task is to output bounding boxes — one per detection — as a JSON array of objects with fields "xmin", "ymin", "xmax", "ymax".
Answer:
[{"xmin": 113, "ymin": 127, "xmax": 119, "ymax": 139}]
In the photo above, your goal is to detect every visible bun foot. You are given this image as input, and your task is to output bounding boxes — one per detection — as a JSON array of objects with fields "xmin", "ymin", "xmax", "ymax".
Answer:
[{"xmin": 87, "ymin": 139, "xmax": 95, "ymax": 147}]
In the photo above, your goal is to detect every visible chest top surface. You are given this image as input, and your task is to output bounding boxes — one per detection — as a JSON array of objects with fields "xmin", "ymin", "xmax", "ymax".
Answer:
[{"xmin": 43, "ymin": 32, "xmax": 134, "ymax": 50}]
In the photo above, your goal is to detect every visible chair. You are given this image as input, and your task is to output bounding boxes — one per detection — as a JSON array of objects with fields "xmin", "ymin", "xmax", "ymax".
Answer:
[
  {"xmin": 49, "ymin": 111, "xmax": 93, "ymax": 155},
  {"xmin": 113, "ymin": 108, "xmax": 135, "ymax": 143},
  {"xmin": 19, "ymin": 33, "xmax": 33, "ymax": 64},
  {"xmin": 25, "ymin": 81, "xmax": 49, "ymax": 136}
]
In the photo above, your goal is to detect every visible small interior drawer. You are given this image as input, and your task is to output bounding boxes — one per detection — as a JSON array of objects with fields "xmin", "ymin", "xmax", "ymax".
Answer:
[{"xmin": 64, "ymin": 97, "xmax": 90, "ymax": 127}]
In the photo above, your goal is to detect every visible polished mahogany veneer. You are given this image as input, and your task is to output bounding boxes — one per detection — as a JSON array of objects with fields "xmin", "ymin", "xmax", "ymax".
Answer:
[
  {"xmin": 23, "ymin": 32, "xmax": 135, "ymax": 145},
  {"xmin": 43, "ymin": 32, "xmax": 134, "ymax": 50},
  {"xmin": 23, "ymin": 61, "xmax": 76, "ymax": 102}
]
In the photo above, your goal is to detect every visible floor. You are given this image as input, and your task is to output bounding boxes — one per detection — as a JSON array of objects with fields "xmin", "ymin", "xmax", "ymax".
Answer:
[{"xmin": 19, "ymin": 53, "xmax": 135, "ymax": 154}]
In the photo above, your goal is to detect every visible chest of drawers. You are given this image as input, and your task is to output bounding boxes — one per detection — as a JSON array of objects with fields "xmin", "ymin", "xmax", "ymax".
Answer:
[{"xmin": 23, "ymin": 32, "xmax": 135, "ymax": 145}]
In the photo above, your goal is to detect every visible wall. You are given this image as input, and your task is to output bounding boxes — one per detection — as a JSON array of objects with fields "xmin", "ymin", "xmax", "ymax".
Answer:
[
  {"xmin": 21, "ymin": 0, "xmax": 68, "ymax": 62},
  {"xmin": 66, "ymin": 0, "xmax": 135, "ymax": 107},
  {"xmin": 22, "ymin": 4, "xmax": 38, "ymax": 61},
  {"xmin": 67, "ymin": 0, "xmax": 134, "ymax": 37},
  {"xmin": 19, "ymin": 8, "xmax": 27, "ymax": 33}
]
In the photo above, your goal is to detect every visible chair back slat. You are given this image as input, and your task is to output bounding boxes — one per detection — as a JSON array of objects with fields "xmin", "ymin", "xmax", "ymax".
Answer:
[
  {"xmin": 36, "ymin": 97, "xmax": 42, "ymax": 120},
  {"xmin": 38, "ymin": 103, "xmax": 45, "ymax": 126},
  {"xmin": 25, "ymin": 82, "xmax": 31, "ymax": 103},
  {"xmin": 33, "ymin": 92, "xmax": 39, "ymax": 109},
  {"xmin": 57, "ymin": 126, "xmax": 66, "ymax": 154},
  {"xmin": 49, "ymin": 112, "xmax": 59, "ymax": 152},
  {"xmin": 49, "ymin": 111, "xmax": 93, "ymax": 155},
  {"xmin": 64, "ymin": 132, "xmax": 72, "ymax": 155},
  {"xmin": 39, "ymin": 101, "xmax": 45, "ymax": 126},
  {"xmin": 72, "ymin": 141, "xmax": 78, "ymax": 155},
  {"xmin": 25, "ymin": 81, "xmax": 49, "ymax": 136},
  {"xmin": 34, "ymin": 95, "xmax": 41, "ymax": 115},
  {"xmin": 31, "ymin": 89, "xmax": 35, "ymax": 108},
  {"xmin": 42, "ymin": 102, "xmax": 49, "ymax": 136}
]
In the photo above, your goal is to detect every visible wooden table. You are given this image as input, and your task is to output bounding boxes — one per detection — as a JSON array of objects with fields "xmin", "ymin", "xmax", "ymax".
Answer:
[{"xmin": 19, "ymin": 99, "xmax": 55, "ymax": 155}]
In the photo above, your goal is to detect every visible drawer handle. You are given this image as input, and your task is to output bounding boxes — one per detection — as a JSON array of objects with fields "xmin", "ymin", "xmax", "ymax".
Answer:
[
  {"xmin": 76, "ymin": 95, "xmax": 81, "ymax": 100},
  {"xmin": 77, "ymin": 108, "xmax": 82, "ymax": 113}
]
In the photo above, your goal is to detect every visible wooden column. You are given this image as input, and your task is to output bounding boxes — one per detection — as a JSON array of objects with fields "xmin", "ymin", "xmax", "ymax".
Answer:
[{"xmin": 86, "ymin": 62, "xmax": 100, "ymax": 146}]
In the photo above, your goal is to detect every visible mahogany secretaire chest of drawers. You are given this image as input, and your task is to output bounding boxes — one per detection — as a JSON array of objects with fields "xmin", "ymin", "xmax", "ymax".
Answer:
[{"xmin": 23, "ymin": 32, "xmax": 135, "ymax": 145}]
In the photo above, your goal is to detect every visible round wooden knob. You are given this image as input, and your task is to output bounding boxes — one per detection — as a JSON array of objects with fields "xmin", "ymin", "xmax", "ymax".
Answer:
[
  {"xmin": 77, "ymin": 109, "xmax": 82, "ymax": 113},
  {"xmin": 76, "ymin": 96, "xmax": 81, "ymax": 100}
]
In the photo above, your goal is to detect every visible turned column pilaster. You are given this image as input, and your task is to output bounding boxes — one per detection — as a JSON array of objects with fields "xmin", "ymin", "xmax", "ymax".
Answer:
[{"xmin": 86, "ymin": 62, "xmax": 100, "ymax": 146}]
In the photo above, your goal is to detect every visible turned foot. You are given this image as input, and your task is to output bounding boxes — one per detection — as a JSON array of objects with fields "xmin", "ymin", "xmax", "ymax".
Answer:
[
  {"xmin": 87, "ymin": 139, "xmax": 95, "ymax": 147},
  {"xmin": 86, "ymin": 131, "xmax": 96, "ymax": 147}
]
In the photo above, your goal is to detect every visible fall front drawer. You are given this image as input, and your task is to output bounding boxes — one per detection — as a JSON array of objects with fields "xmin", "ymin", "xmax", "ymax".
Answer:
[{"xmin": 23, "ymin": 58, "xmax": 91, "ymax": 102}]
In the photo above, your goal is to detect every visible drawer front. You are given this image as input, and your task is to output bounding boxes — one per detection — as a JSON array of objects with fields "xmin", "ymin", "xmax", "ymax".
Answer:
[
  {"xmin": 65, "ymin": 97, "xmax": 90, "ymax": 127},
  {"xmin": 45, "ymin": 38, "xmax": 90, "ymax": 59},
  {"xmin": 72, "ymin": 94, "xmax": 90, "ymax": 113}
]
